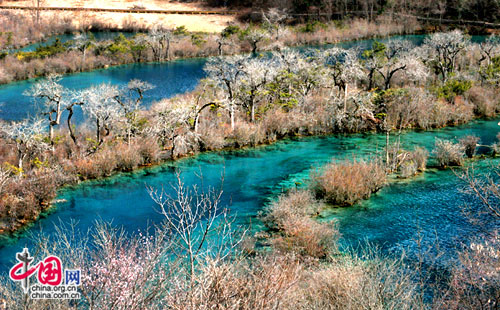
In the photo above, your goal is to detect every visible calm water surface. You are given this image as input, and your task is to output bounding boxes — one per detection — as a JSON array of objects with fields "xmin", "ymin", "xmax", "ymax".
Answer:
[{"xmin": 0, "ymin": 118, "xmax": 498, "ymax": 271}]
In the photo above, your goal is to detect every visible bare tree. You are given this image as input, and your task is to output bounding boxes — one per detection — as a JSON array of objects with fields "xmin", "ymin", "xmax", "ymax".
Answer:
[
  {"xmin": 424, "ymin": 30, "xmax": 470, "ymax": 80},
  {"xmin": 238, "ymin": 57, "xmax": 277, "ymax": 122},
  {"xmin": 0, "ymin": 119, "xmax": 47, "ymax": 172},
  {"xmin": 274, "ymin": 50, "xmax": 324, "ymax": 100},
  {"xmin": 145, "ymin": 24, "xmax": 174, "ymax": 62},
  {"xmin": 361, "ymin": 41, "xmax": 387, "ymax": 90},
  {"xmin": 24, "ymin": 74, "xmax": 67, "ymax": 147},
  {"xmin": 79, "ymin": 84, "xmax": 122, "ymax": 148},
  {"xmin": 204, "ymin": 56, "xmax": 246, "ymax": 130},
  {"xmin": 148, "ymin": 172, "xmax": 245, "ymax": 306},
  {"xmin": 188, "ymin": 83, "xmax": 220, "ymax": 134},
  {"xmin": 149, "ymin": 98, "xmax": 195, "ymax": 158},
  {"xmin": 241, "ymin": 28, "xmax": 270, "ymax": 54},
  {"xmin": 114, "ymin": 79, "xmax": 154, "ymax": 144},
  {"xmin": 215, "ymin": 36, "xmax": 232, "ymax": 56},
  {"xmin": 262, "ymin": 8, "xmax": 288, "ymax": 41},
  {"xmin": 479, "ymin": 34, "xmax": 500, "ymax": 67},
  {"xmin": 72, "ymin": 33, "xmax": 93, "ymax": 69},
  {"xmin": 376, "ymin": 40, "xmax": 413, "ymax": 90},
  {"xmin": 322, "ymin": 47, "xmax": 364, "ymax": 96}
]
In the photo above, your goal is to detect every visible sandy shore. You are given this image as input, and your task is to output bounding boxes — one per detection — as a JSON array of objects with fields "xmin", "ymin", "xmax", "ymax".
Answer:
[{"xmin": 2, "ymin": 0, "xmax": 237, "ymax": 32}]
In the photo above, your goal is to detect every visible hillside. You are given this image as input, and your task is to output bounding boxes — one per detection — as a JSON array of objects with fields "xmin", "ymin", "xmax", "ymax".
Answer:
[{"xmin": 1, "ymin": 0, "xmax": 237, "ymax": 32}]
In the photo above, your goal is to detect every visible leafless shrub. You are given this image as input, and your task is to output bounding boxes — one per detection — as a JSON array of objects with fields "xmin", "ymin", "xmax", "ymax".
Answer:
[
  {"xmin": 389, "ymin": 146, "xmax": 428, "ymax": 178},
  {"xmin": 292, "ymin": 248, "xmax": 422, "ymax": 310},
  {"xmin": 468, "ymin": 86, "xmax": 499, "ymax": 117},
  {"xmin": 458, "ymin": 165, "xmax": 500, "ymax": 220},
  {"xmin": 137, "ymin": 136, "xmax": 161, "ymax": 164},
  {"xmin": 434, "ymin": 139, "xmax": 465, "ymax": 168},
  {"xmin": 198, "ymin": 123, "xmax": 227, "ymax": 151},
  {"xmin": 230, "ymin": 121, "xmax": 265, "ymax": 147},
  {"xmin": 436, "ymin": 233, "xmax": 500, "ymax": 310},
  {"xmin": 263, "ymin": 189, "xmax": 339, "ymax": 259},
  {"xmin": 459, "ymin": 135, "xmax": 480, "ymax": 158},
  {"xmin": 178, "ymin": 254, "xmax": 303, "ymax": 310},
  {"xmin": 311, "ymin": 159, "xmax": 387, "ymax": 206}
]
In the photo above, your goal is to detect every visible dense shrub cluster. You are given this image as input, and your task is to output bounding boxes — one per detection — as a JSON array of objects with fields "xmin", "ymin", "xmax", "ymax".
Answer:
[
  {"xmin": 391, "ymin": 147, "xmax": 429, "ymax": 178},
  {"xmin": 263, "ymin": 189, "xmax": 339, "ymax": 258},
  {"xmin": 311, "ymin": 160, "xmax": 386, "ymax": 206},
  {"xmin": 434, "ymin": 139, "xmax": 466, "ymax": 168}
]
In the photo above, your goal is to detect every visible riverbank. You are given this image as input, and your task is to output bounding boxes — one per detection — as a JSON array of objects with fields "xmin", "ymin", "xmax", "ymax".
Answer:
[
  {"xmin": 1, "ymin": 29, "xmax": 499, "ymax": 236},
  {"xmin": 0, "ymin": 17, "xmax": 420, "ymax": 85}
]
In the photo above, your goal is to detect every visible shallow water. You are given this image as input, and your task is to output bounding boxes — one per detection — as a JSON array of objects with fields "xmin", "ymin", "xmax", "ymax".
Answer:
[
  {"xmin": 0, "ymin": 118, "xmax": 498, "ymax": 272},
  {"xmin": 0, "ymin": 59, "xmax": 206, "ymax": 122}
]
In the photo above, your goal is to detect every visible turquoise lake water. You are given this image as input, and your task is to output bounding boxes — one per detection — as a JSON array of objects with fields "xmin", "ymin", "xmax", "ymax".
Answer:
[
  {"xmin": 0, "ymin": 118, "xmax": 498, "ymax": 271},
  {"xmin": 0, "ymin": 34, "xmax": 495, "ymax": 273}
]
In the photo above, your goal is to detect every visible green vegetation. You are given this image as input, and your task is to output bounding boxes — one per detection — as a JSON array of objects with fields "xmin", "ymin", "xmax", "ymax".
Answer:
[
  {"xmin": 435, "ymin": 78, "xmax": 473, "ymax": 102},
  {"xmin": 0, "ymin": 17, "xmax": 415, "ymax": 84},
  {"xmin": 15, "ymin": 39, "xmax": 68, "ymax": 61}
]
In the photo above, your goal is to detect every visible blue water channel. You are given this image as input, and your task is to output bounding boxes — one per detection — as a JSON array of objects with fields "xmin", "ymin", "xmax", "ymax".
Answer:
[
  {"xmin": 0, "ymin": 34, "xmax": 495, "ymax": 274},
  {"xmin": 0, "ymin": 118, "xmax": 498, "ymax": 271}
]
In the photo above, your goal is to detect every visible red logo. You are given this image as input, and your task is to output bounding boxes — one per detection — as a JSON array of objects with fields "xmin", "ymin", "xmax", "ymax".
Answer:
[{"xmin": 9, "ymin": 249, "xmax": 62, "ymax": 293}]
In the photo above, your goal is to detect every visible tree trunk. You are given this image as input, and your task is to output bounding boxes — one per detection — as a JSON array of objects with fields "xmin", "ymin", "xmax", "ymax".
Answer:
[
  {"xmin": 166, "ymin": 40, "xmax": 171, "ymax": 61},
  {"xmin": 344, "ymin": 83, "xmax": 348, "ymax": 113},
  {"xmin": 218, "ymin": 41, "xmax": 223, "ymax": 56},
  {"xmin": 96, "ymin": 119, "xmax": 101, "ymax": 145},
  {"xmin": 67, "ymin": 107, "xmax": 78, "ymax": 147},
  {"xmin": 49, "ymin": 124, "xmax": 54, "ymax": 146},
  {"xmin": 252, "ymin": 42, "xmax": 258, "ymax": 54},
  {"xmin": 36, "ymin": 0, "xmax": 40, "ymax": 27},
  {"xmin": 18, "ymin": 150, "xmax": 23, "ymax": 171},
  {"xmin": 368, "ymin": 69, "xmax": 375, "ymax": 90},
  {"xmin": 251, "ymin": 103, "xmax": 255, "ymax": 123},
  {"xmin": 230, "ymin": 103, "xmax": 235, "ymax": 130},
  {"xmin": 385, "ymin": 130, "xmax": 390, "ymax": 168},
  {"xmin": 82, "ymin": 49, "xmax": 86, "ymax": 71}
]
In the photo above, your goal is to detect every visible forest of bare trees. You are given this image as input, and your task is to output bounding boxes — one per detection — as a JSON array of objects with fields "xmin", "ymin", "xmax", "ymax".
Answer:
[{"xmin": 205, "ymin": 0, "xmax": 500, "ymax": 23}]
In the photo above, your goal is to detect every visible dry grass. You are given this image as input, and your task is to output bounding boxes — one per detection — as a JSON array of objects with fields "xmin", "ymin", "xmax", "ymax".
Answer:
[
  {"xmin": 2, "ymin": 0, "xmax": 236, "ymax": 32},
  {"xmin": 290, "ymin": 251, "xmax": 422, "ymax": 310},
  {"xmin": 263, "ymin": 189, "xmax": 339, "ymax": 259},
  {"xmin": 311, "ymin": 159, "xmax": 387, "ymax": 206}
]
